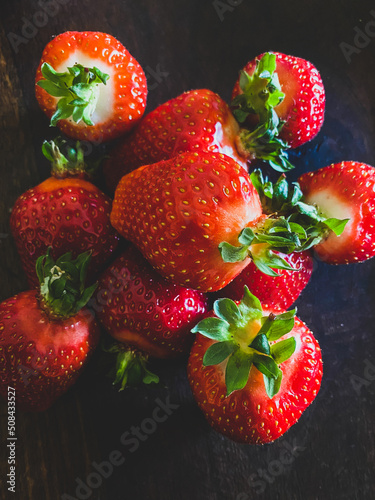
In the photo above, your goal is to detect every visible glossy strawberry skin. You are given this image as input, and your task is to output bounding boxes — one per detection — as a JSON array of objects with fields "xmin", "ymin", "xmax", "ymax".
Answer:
[
  {"xmin": 104, "ymin": 89, "xmax": 249, "ymax": 192},
  {"xmin": 232, "ymin": 52, "xmax": 325, "ymax": 148},
  {"xmin": 35, "ymin": 31, "xmax": 147, "ymax": 142},
  {"xmin": 298, "ymin": 161, "xmax": 375, "ymax": 264},
  {"xmin": 213, "ymin": 250, "xmax": 313, "ymax": 309},
  {"xmin": 110, "ymin": 151, "xmax": 264, "ymax": 292},
  {"xmin": 95, "ymin": 245, "xmax": 208, "ymax": 359},
  {"xmin": 187, "ymin": 314, "xmax": 322, "ymax": 444},
  {"xmin": 10, "ymin": 176, "xmax": 119, "ymax": 288},
  {"xmin": 0, "ymin": 290, "xmax": 100, "ymax": 412}
]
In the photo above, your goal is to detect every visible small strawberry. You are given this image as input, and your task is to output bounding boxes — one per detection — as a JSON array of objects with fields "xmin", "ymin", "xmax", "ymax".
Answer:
[
  {"xmin": 213, "ymin": 249, "xmax": 313, "ymax": 309},
  {"xmin": 298, "ymin": 161, "xmax": 375, "ymax": 264},
  {"xmin": 35, "ymin": 31, "xmax": 147, "ymax": 142},
  {"xmin": 0, "ymin": 250, "xmax": 100, "ymax": 412},
  {"xmin": 103, "ymin": 88, "xmax": 249, "ymax": 192},
  {"xmin": 187, "ymin": 287, "xmax": 322, "ymax": 444},
  {"xmin": 10, "ymin": 139, "xmax": 119, "ymax": 288},
  {"xmin": 94, "ymin": 244, "xmax": 208, "ymax": 388},
  {"xmin": 110, "ymin": 151, "xmax": 320, "ymax": 293},
  {"xmin": 231, "ymin": 51, "xmax": 325, "ymax": 149}
]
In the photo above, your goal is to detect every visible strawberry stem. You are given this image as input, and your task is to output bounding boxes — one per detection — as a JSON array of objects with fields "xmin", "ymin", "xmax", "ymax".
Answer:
[
  {"xmin": 42, "ymin": 138, "xmax": 87, "ymax": 178},
  {"xmin": 191, "ymin": 287, "xmax": 296, "ymax": 398},
  {"xmin": 231, "ymin": 52, "xmax": 294, "ymax": 172},
  {"xmin": 36, "ymin": 248, "xmax": 97, "ymax": 319},
  {"xmin": 103, "ymin": 342, "xmax": 159, "ymax": 390},
  {"xmin": 37, "ymin": 62, "xmax": 109, "ymax": 127}
]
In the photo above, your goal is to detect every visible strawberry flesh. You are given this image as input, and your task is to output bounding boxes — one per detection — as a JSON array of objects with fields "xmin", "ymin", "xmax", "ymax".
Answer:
[{"xmin": 298, "ymin": 161, "xmax": 375, "ymax": 264}]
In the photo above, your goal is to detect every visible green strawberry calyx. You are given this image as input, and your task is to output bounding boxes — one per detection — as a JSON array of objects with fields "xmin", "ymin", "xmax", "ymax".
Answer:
[
  {"xmin": 36, "ymin": 248, "xmax": 97, "ymax": 319},
  {"xmin": 191, "ymin": 286, "xmax": 297, "ymax": 398},
  {"xmin": 37, "ymin": 62, "xmax": 110, "ymax": 126},
  {"xmin": 42, "ymin": 137, "xmax": 89, "ymax": 178},
  {"xmin": 231, "ymin": 52, "xmax": 294, "ymax": 172},
  {"xmin": 102, "ymin": 341, "xmax": 160, "ymax": 391},
  {"xmin": 219, "ymin": 169, "xmax": 349, "ymax": 275}
]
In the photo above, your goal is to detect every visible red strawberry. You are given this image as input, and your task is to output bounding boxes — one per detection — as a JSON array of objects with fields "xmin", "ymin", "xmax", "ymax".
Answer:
[
  {"xmin": 298, "ymin": 161, "xmax": 375, "ymax": 264},
  {"xmin": 103, "ymin": 88, "xmax": 249, "ymax": 192},
  {"xmin": 110, "ymin": 151, "xmax": 314, "ymax": 293},
  {"xmin": 187, "ymin": 287, "xmax": 322, "ymax": 444},
  {"xmin": 214, "ymin": 249, "xmax": 313, "ymax": 309},
  {"xmin": 35, "ymin": 31, "xmax": 147, "ymax": 142},
  {"xmin": 232, "ymin": 51, "xmax": 325, "ymax": 149},
  {"xmin": 10, "ymin": 139, "xmax": 119, "ymax": 288},
  {"xmin": 0, "ymin": 250, "xmax": 100, "ymax": 412},
  {"xmin": 94, "ymin": 244, "xmax": 208, "ymax": 388}
]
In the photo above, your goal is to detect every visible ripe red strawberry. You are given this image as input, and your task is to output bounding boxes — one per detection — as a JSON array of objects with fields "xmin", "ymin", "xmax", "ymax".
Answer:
[
  {"xmin": 35, "ymin": 31, "xmax": 147, "ymax": 142},
  {"xmin": 298, "ymin": 161, "xmax": 375, "ymax": 264},
  {"xmin": 10, "ymin": 139, "xmax": 119, "ymax": 288},
  {"xmin": 0, "ymin": 250, "xmax": 100, "ymax": 412},
  {"xmin": 232, "ymin": 51, "xmax": 325, "ymax": 149},
  {"xmin": 94, "ymin": 244, "xmax": 208, "ymax": 388},
  {"xmin": 103, "ymin": 88, "xmax": 249, "ymax": 192},
  {"xmin": 187, "ymin": 287, "xmax": 322, "ymax": 444},
  {"xmin": 214, "ymin": 249, "xmax": 313, "ymax": 309},
  {"xmin": 110, "ymin": 151, "xmax": 313, "ymax": 293}
]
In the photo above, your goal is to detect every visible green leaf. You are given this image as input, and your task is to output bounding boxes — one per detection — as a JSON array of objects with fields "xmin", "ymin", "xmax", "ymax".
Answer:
[
  {"xmin": 324, "ymin": 218, "xmax": 349, "ymax": 236},
  {"xmin": 218, "ymin": 240, "xmax": 249, "ymax": 263},
  {"xmin": 203, "ymin": 341, "xmax": 239, "ymax": 366},
  {"xmin": 238, "ymin": 286, "xmax": 262, "ymax": 316},
  {"xmin": 37, "ymin": 62, "xmax": 109, "ymax": 127},
  {"xmin": 263, "ymin": 368, "xmax": 283, "ymax": 398},
  {"xmin": 267, "ymin": 315, "xmax": 296, "ymax": 342},
  {"xmin": 271, "ymin": 337, "xmax": 296, "ymax": 365},
  {"xmin": 253, "ymin": 352, "xmax": 280, "ymax": 379},
  {"xmin": 225, "ymin": 350, "xmax": 253, "ymax": 396},
  {"xmin": 191, "ymin": 316, "xmax": 230, "ymax": 341},
  {"xmin": 213, "ymin": 298, "xmax": 242, "ymax": 324},
  {"xmin": 249, "ymin": 333, "xmax": 270, "ymax": 355}
]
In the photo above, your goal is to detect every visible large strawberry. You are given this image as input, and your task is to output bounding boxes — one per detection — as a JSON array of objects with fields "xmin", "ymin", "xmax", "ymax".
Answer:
[
  {"xmin": 213, "ymin": 249, "xmax": 313, "ymax": 309},
  {"xmin": 298, "ymin": 161, "xmax": 375, "ymax": 264},
  {"xmin": 35, "ymin": 31, "xmax": 147, "ymax": 142},
  {"xmin": 110, "ymin": 151, "xmax": 343, "ymax": 293},
  {"xmin": 94, "ymin": 244, "xmax": 208, "ymax": 388},
  {"xmin": 0, "ymin": 250, "xmax": 100, "ymax": 412},
  {"xmin": 187, "ymin": 287, "xmax": 322, "ymax": 444},
  {"xmin": 103, "ymin": 88, "xmax": 249, "ymax": 192},
  {"xmin": 110, "ymin": 151, "xmax": 303, "ymax": 293},
  {"xmin": 10, "ymin": 139, "xmax": 119, "ymax": 288},
  {"xmin": 231, "ymin": 51, "xmax": 325, "ymax": 149}
]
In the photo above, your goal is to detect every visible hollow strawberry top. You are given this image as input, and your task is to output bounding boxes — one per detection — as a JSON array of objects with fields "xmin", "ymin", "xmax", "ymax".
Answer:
[
  {"xmin": 298, "ymin": 161, "xmax": 375, "ymax": 264},
  {"xmin": 35, "ymin": 31, "xmax": 147, "ymax": 142},
  {"xmin": 232, "ymin": 51, "xmax": 325, "ymax": 149}
]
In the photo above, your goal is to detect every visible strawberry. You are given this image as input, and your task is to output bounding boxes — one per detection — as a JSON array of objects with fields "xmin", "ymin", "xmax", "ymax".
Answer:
[
  {"xmin": 0, "ymin": 250, "xmax": 100, "ymax": 412},
  {"xmin": 110, "ymin": 151, "xmax": 319, "ymax": 293},
  {"xmin": 213, "ymin": 249, "xmax": 313, "ymax": 309},
  {"xmin": 103, "ymin": 88, "xmax": 249, "ymax": 192},
  {"xmin": 187, "ymin": 287, "xmax": 322, "ymax": 444},
  {"xmin": 232, "ymin": 51, "xmax": 325, "ymax": 149},
  {"xmin": 35, "ymin": 31, "xmax": 147, "ymax": 142},
  {"xmin": 298, "ymin": 161, "xmax": 375, "ymax": 264},
  {"xmin": 10, "ymin": 139, "xmax": 119, "ymax": 288},
  {"xmin": 94, "ymin": 244, "xmax": 208, "ymax": 388}
]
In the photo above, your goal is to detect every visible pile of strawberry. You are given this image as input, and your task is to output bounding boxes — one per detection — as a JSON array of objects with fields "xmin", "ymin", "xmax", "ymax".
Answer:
[{"xmin": 1, "ymin": 31, "xmax": 375, "ymax": 445}]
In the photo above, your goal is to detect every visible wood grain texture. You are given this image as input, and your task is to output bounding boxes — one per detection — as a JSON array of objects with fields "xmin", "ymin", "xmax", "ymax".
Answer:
[{"xmin": 1, "ymin": 0, "xmax": 375, "ymax": 499}]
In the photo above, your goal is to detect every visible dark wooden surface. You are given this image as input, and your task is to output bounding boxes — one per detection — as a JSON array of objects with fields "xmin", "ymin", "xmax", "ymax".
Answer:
[{"xmin": 1, "ymin": 1, "xmax": 375, "ymax": 499}]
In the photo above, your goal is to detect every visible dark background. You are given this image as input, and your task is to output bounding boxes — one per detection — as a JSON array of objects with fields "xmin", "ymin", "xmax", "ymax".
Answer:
[{"xmin": 1, "ymin": 1, "xmax": 375, "ymax": 499}]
